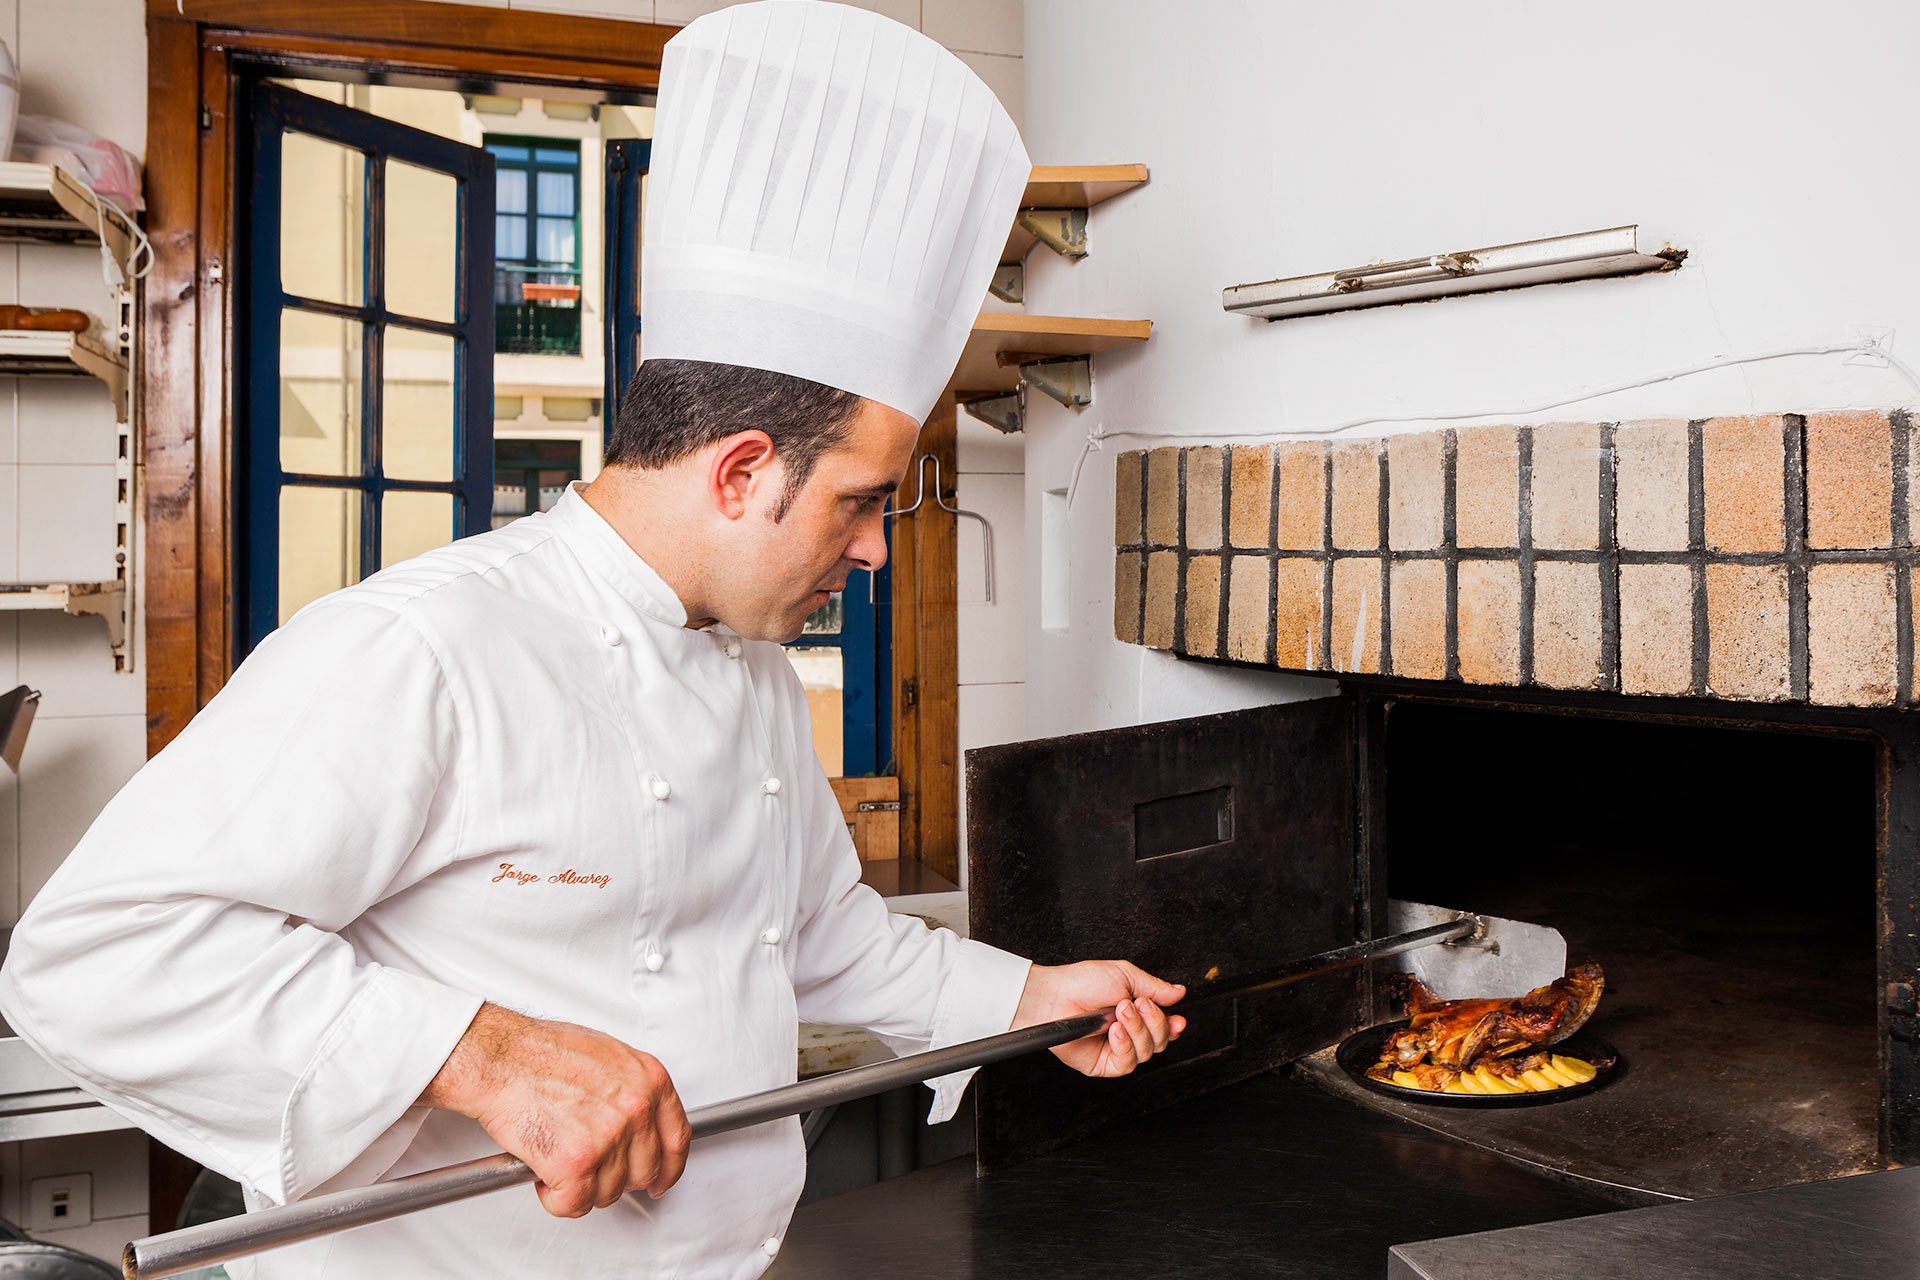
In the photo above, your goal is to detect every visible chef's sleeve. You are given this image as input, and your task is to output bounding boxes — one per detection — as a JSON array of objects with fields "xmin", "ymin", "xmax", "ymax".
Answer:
[
  {"xmin": 783, "ymin": 703, "xmax": 1030, "ymax": 1123},
  {"xmin": 0, "ymin": 599, "xmax": 485, "ymax": 1204}
]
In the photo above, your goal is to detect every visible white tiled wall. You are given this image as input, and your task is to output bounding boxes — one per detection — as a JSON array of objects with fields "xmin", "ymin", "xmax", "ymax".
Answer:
[
  {"xmin": 955, "ymin": 412, "xmax": 1025, "ymax": 884},
  {"xmin": 1, "ymin": 0, "xmax": 148, "ymax": 913},
  {"xmin": 0, "ymin": 0, "xmax": 154, "ymax": 1258}
]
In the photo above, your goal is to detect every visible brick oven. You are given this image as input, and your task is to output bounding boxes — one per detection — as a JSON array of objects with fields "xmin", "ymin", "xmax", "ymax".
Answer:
[{"xmin": 967, "ymin": 409, "xmax": 1920, "ymax": 1203}]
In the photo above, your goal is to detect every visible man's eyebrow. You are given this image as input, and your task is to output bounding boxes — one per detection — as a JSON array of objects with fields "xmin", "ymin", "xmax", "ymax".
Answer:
[{"xmin": 850, "ymin": 481, "xmax": 901, "ymax": 499}]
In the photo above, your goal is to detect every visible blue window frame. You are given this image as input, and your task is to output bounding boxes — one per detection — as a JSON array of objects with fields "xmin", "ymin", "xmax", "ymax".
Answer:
[
  {"xmin": 787, "ymin": 584, "xmax": 890, "ymax": 777},
  {"xmin": 489, "ymin": 136, "xmax": 582, "ymax": 354},
  {"xmin": 603, "ymin": 137, "xmax": 890, "ymax": 775},
  {"xmin": 240, "ymin": 83, "xmax": 495, "ymax": 658}
]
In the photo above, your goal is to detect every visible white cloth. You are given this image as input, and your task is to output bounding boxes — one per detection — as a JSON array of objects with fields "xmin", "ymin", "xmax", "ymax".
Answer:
[
  {"xmin": 0, "ymin": 486, "xmax": 1031, "ymax": 1279},
  {"xmin": 641, "ymin": 0, "xmax": 1031, "ymax": 423}
]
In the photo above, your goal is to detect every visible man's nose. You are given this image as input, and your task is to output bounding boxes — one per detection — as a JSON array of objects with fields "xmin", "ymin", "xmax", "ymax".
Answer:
[{"xmin": 849, "ymin": 511, "xmax": 889, "ymax": 573}]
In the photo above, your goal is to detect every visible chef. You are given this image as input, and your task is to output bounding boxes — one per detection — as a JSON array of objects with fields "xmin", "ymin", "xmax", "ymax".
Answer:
[{"xmin": 0, "ymin": 3, "xmax": 1186, "ymax": 1277}]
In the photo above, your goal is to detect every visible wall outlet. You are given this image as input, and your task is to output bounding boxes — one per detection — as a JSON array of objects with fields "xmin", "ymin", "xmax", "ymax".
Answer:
[{"xmin": 27, "ymin": 1173, "xmax": 93, "ymax": 1233}]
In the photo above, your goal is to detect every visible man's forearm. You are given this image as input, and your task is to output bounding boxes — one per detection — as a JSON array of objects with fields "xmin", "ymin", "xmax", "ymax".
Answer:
[
  {"xmin": 414, "ymin": 1003, "xmax": 692, "ymax": 1215},
  {"xmin": 419, "ymin": 1002, "xmax": 522, "ymax": 1118}
]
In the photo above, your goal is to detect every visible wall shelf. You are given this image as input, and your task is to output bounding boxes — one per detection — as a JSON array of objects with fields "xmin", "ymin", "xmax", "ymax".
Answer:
[
  {"xmin": 0, "ymin": 162, "xmax": 137, "ymax": 273},
  {"xmin": 0, "ymin": 931, "xmax": 138, "ymax": 1142},
  {"xmin": 0, "ymin": 297, "xmax": 140, "ymax": 670},
  {"xmin": 0, "ymin": 327, "xmax": 129, "ymax": 413},
  {"xmin": 0, "ymin": 1036, "xmax": 134, "ymax": 1143},
  {"xmin": 992, "ymin": 164, "xmax": 1148, "ymax": 304},
  {"xmin": 0, "ymin": 583, "xmax": 128, "ymax": 651},
  {"xmin": 954, "ymin": 312, "xmax": 1152, "ymax": 433}
]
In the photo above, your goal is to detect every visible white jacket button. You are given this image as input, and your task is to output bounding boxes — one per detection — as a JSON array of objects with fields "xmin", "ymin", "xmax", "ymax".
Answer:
[
  {"xmin": 599, "ymin": 624, "xmax": 622, "ymax": 647},
  {"xmin": 761, "ymin": 777, "xmax": 782, "ymax": 796},
  {"xmin": 650, "ymin": 776, "xmax": 671, "ymax": 801},
  {"xmin": 724, "ymin": 640, "xmax": 742, "ymax": 659},
  {"xmin": 760, "ymin": 926, "xmax": 782, "ymax": 946},
  {"xmin": 645, "ymin": 952, "xmax": 664, "ymax": 973},
  {"xmin": 762, "ymin": 1237, "xmax": 780, "ymax": 1258}
]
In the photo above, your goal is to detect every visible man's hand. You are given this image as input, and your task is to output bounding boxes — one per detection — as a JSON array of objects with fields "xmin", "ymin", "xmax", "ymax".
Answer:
[
  {"xmin": 421, "ymin": 1004, "xmax": 691, "ymax": 1218},
  {"xmin": 1010, "ymin": 961, "xmax": 1188, "ymax": 1078}
]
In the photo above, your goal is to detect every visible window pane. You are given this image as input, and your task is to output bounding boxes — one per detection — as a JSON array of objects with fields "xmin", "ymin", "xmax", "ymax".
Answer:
[
  {"xmin": 487, "ymin": 143, "xmax": 529, "ymax": 162},
  {"xmin": 383, "ymin": 328, "xmax": 457, "ymax": 482},
  {"xmin": 495, "ymin": 215, "xmax": 528, "ymax": 262},
  {"xmin": 279, "ymin": 485, "xmax": 360, "ymax": 624},
  {"xmin": 536, "ymin": 472, "xmax": 571, "ymax": 512},
  {"xmin": 536, "ymin": 217, "xmax": 576, "ymax": 266},
  {"xmin": 382, "ymin": 491, "xmax": 457, "ymax": 568},
  {"xmin": 785, "ymin": 646, "xmax": 844, "ymax": 777},
  {"xmin": 536, "ymin": 170, "xmax": 575, "ymax": 217},
  {"xmin": 802, "ymin": 590, "xmax": 844, "ymax": 636},
  {"xmin": 384, "ymin": 159, "xmax": 457, "ymax": 324},
  {"xmin": 279, "ymin": 309, "xmax": 362, "ymax": 476},
  {"xmin": 496, "ymin": 168, "xmax": 528, "ymax": 215},
  {"xmin": 535, "ymin": 147, "xmax": 579, "ymax": 167},
  {"xmin": 492, "ymin": 484, "xmax": 529, "ymax": 524},
  {"xmin": 492, "ymin": 439, "xmax": 580, "ymax": 529},
  {"xmin": 280, "ymin": 130, "xmax": 365, "ymax": 305}
]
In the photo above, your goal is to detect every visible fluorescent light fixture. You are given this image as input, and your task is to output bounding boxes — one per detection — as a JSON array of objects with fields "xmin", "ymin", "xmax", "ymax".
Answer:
[
  {"xmin": 1223, "ymin": 225, "xmax": 1684, "ymax": 321},
  {"xmin": 0, "ymin": 685, "xmax": 38, "ymax": 773}
]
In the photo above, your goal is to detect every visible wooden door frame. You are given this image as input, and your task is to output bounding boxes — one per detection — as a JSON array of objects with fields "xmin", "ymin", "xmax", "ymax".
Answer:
[{"xmin": 143, "ymin": 0, "xmax": 961, "ymax": 878}]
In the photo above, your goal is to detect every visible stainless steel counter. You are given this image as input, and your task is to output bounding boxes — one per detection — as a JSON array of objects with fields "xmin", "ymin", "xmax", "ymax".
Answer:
[
  {"xmin": 771, "ymin": 1070, "xmax": 1613, "ymax": 1278},
  {"xmin": 1389, "ymin": 1165, "xmax": 1920, "ymax": 1280}
]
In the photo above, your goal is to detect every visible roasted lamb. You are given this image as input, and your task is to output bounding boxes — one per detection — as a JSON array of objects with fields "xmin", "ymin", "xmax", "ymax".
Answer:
[{"xmin": 1366, "ymin": 963, "xmax": 1607, "ymax": 1095}]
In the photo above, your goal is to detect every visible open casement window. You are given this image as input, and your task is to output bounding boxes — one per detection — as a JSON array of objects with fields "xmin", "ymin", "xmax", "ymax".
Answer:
[
  {"xmin": 238, "ymin": 83, "xmax": 495, "ymax": 656},
  {"xmin": 489, "ymin": 135, "xmax": 582, "ymax": 356}
]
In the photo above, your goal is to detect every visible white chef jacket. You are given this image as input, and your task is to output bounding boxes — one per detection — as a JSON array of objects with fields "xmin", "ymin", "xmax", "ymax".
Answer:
[{"xmin": 0, "ymin": 485, "xmax": 1031, "ymax": 1278}]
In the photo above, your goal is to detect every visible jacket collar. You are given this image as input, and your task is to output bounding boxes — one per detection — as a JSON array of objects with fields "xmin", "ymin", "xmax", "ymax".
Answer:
[{"xmin": 546, "ymin": 483, "xmax": 692, "ymax": 629}]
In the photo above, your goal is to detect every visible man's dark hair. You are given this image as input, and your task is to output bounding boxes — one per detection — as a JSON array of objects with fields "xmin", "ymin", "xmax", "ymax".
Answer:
[{"xmin": 605, "ymin": 359, "xmax": 867, "ymax": 520}]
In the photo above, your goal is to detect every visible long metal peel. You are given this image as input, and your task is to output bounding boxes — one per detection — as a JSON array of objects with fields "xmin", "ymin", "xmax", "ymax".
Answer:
[{"xmin": 122, "ymin": 917, "xmax": 1474, "ymax": 1279}]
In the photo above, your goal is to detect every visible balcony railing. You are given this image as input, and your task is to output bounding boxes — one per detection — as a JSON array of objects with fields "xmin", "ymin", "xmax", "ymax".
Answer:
[{"xmin": 495, "ymin": 264, "xmax": 582, "ymax": 356}]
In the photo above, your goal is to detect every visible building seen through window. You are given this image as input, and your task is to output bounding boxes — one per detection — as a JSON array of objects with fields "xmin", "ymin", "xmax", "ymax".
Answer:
[{"xmin": 488, "ymin": 136, "xmax": 583, "ymax": 355}]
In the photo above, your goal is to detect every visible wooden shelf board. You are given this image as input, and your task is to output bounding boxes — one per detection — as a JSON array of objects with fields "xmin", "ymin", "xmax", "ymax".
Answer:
[
  {"xmin": 950, "ymin": 312, "xmax": 1153, "ymax": 397},
  {"xmin": 0, "ymin": 328, "xmax": 128, "ymax": 408},
  {"xmin": 1023, "ymin": 164, "xmax": 1150, "ymax": 209},
  {"xmin": 0, "ymin": 163, "xmax": 137, "ymax": 271}
]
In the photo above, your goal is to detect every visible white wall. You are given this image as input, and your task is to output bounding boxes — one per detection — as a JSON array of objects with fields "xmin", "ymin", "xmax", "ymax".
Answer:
[{"xmin": 1019, "ymin": 0, "xmax": 1920, "ymax": 739}]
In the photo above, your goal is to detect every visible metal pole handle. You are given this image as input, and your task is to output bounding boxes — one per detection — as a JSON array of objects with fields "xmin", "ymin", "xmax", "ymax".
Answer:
[{"xmin": 122, "ymin": 919, "xmax": 1469, "ymax": 1279}]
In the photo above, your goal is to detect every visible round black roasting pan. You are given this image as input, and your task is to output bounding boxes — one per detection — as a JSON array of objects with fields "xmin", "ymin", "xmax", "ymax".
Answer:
[{"xmin": 1335, "ymin": 1021, "xmax": 1623, "ymax": 1107}]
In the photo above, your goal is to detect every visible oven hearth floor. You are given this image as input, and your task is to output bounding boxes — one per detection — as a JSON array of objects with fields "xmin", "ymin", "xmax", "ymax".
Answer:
[
  {"xmin": 1298, "ymin": 862, "xmax": 1882, "ymax": 1203},
  {"xmin": 771, "ymin": 1072, "xmax": 1611, "ymax": 1279}
]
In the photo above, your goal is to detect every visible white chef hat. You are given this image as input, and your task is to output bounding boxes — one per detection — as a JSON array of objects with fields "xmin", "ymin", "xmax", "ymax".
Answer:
[{"xmin": 640, "ymin": 0, "xmax": 1030, "ymax": 424}]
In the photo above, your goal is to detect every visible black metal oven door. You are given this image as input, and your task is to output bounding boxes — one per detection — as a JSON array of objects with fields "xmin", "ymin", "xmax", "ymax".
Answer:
[{"xmin": 967, "ymin": 698, "xmax": 1364, "ymax": 1170}]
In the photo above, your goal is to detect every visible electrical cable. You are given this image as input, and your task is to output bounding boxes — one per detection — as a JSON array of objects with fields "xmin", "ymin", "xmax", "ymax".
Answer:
[{"xmin": 1064, "ymin": 337, "xmax": 1914, "ymax": 508}]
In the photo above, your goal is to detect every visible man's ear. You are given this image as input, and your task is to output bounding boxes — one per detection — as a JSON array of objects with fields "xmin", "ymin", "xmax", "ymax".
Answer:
[{"xmin": 708, "ymin": 430, "xmax": 779, "ymax": 520}]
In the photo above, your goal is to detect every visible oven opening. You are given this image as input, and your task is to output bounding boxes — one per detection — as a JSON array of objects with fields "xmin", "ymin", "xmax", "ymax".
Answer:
[{"xmin": 1372, "ymin": 700, "xmax": 1881, "ymax": 1202}]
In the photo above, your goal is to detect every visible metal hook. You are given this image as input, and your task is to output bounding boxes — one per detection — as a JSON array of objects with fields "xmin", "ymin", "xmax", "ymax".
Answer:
[{"xmin": 883, "ymin": 454, "xmax": 995, "ymax": 606}]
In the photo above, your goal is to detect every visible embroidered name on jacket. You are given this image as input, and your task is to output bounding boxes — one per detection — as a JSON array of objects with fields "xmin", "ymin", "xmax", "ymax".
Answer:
[{"xmin": 492, "ymin": 863, "xmax": 613, "ymax": 889}]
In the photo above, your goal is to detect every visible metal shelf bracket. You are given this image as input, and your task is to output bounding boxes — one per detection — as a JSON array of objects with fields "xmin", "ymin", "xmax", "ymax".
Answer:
[
  {"xmin": 1016, "ymin": 207, "xmax": 1088, "ymax": 260},
  {"xmin": 1020, "ymin": 354, "xmax": 1094, "ymax": 409},
  {"xmin": 988, "ymin": 262, "xmax": 1024, "ymax": 304},
  {"xmin": 961, "ymin": 385, "xmax": 1025, "ymax": 435}
]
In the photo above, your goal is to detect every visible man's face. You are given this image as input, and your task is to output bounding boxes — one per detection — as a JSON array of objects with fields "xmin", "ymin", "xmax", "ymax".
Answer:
[{"xmin": 717, "ymin": 399, "xmax": 920, "ymax": 642}]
